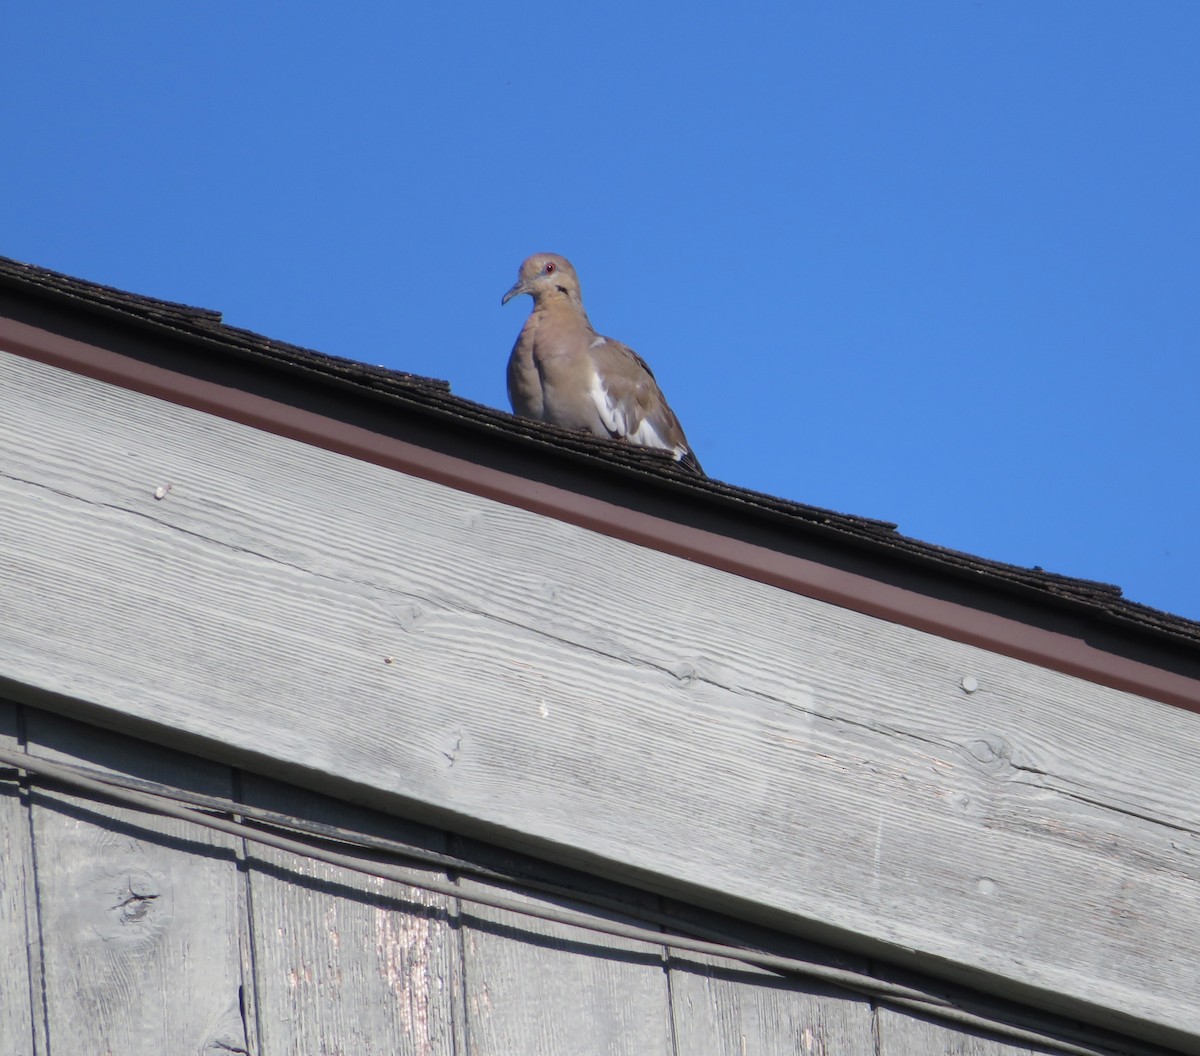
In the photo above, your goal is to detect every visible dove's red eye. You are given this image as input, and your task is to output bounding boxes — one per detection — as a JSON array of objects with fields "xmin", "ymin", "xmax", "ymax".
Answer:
[{"xmin": 544, "ymin": 262, "xmax": 556, "ymax": 273}]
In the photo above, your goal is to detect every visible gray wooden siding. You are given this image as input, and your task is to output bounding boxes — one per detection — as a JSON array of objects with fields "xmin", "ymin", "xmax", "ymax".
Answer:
[
  {"xmin": 0, "ymin": 699, "xmax": 1077, "ymax": 1056},
  {"xmin": 667, "ymin": 940, "xmax": 877, "ymax": 1054},
  {"xmin": 236, "ymin": 774, "xmax": 460, "ymax": 1056},
  {"xmin": 877, "ymin": 1011, "xmax": 1036, "ymax": 1056},
  {"xmin": 0, "ymin": 705, "xmax": 35, "ymax": 1056},
  {"xmin": 2, "ymin": 348, "xmax": 1199, "ymax": 1049},
  {"xmin": 11, "ymin": 711, "xmax": 246, "ymax": 1056}
]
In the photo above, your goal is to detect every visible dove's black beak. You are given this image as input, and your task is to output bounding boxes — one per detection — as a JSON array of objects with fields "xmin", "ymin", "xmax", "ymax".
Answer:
[{"xmin": 501, "ymin": 280, "xmax": 528, "ymax": 306}]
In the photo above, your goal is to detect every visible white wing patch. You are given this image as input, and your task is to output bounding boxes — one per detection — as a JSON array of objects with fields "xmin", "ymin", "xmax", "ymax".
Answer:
[
  {"xmin": 588, "ymin": 371, "xmax": 627, "ymax": 436},
  {"xmin": 587, "ymin": 371, "xmax": 681, "ymax": 455},
  {"xmin": 628, "ymin": 418, "xmax": 671, "ymax": 451}
]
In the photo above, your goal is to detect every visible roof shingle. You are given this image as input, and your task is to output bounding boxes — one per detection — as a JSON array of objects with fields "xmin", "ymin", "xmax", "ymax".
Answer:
[{"xmin": 2, "ymin": 253, "xmax": 1196, "ymax": 653}]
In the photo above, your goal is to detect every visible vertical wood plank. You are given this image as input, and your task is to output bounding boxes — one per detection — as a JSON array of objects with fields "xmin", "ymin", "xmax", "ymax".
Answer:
[
  {"xmin": 22, "ymin": 711, "xmax": 248, "ymax": 1056},
  {"xmin": 0, "ymin": 700, "xmax": 36, "ymax": 1056},
  {"xmin": 877, "ymin": 1007, "xmax": 1036, "ymax": 1055},
  {"xmin": 239, "ymin": 774, "xmax": 459, "ymax": 1056},
  {"xmin": 669, "ymin": 960, "xmax": 877, "ymax": 1056},
  {"xmin": 664, "ymin": 906, "xmax": 876, "ymax": 1056},
  {"xmin": 454, "ymin": 842, "xmax": 674, "ymax": 1056}
]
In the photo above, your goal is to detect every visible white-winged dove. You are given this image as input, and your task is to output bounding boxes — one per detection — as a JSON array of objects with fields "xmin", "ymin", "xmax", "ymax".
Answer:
[{"xmin": 502, "ymin": 253, "xmax": 704, "ymax": 474}]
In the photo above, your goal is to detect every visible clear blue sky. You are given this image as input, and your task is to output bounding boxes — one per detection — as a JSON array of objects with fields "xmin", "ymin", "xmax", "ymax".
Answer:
[{"xmin": 4, "ymin": 3, "xmax": 1199, "ymax": 620}]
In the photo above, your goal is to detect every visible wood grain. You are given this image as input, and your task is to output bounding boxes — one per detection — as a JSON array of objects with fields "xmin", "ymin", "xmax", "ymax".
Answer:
[
  {"xmin": 877, "ymin": 1007, "xmax": 1037, "ymax": 1055},
  {"xmin": 667, "ymin": 950, "xmax": 873, "ymax": 1056},
  {"xmin": 5, "ymin": 701, "xmax": 1182, "ymax": 1056},
  {"xmin": 20, "ymin": 711, "xmax": 248, "ymax": 1056},
  {"xmin": 3, "ymin": 350, "xmax": 1200, "ymax": 1048},
  {"xmin": 0, "ymin": 700, "xmax": 36, "ymax": 1056},
  {"xmin": 455, "ymin": 872, "xmax": 674, "ymax": 1056},
  {"xmin": 239, "ymin": 774, "xmax": 459, "ymax": 1056}
]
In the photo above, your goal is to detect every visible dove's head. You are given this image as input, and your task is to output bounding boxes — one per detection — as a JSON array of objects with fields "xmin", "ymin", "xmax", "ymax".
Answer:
[{"xmin": 501, "ymin": 253, "xmax": 582, "ymax": 307}]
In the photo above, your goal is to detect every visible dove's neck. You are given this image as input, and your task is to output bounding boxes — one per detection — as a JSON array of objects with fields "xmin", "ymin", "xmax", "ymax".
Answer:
[{"xmin": 531, "ymin": 291, "xmax": 595, "ymax": 335}]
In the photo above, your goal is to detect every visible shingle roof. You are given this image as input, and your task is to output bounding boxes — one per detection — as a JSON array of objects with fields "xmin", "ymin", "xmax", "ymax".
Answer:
[{"xmin": 2, "ymin": 253, "xmax": 1196, "ymax": 653}]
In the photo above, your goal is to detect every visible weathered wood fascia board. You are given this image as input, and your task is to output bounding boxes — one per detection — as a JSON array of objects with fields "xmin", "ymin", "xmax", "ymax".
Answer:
[
  {"xmin": 3, "ymin": 348, "xmax": 1200, "ymax": 1052},
  {"xmin": 2, "ymin": 313, "xmax": 1199, "ymax": 717}
]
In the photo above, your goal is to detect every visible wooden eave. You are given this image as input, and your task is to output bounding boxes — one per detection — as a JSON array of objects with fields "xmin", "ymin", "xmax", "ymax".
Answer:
[
  {"xmin": 1, "ymin": 264, "xmax": 1199, "ymax": 713},
  {"xmin": 3, "ymin": 258, "xmax": 1200, "ymax": 1053}
]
